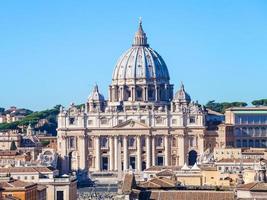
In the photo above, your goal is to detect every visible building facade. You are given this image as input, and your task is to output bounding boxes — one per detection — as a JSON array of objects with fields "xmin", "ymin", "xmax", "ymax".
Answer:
[
  {"xmin": 57, "ymin": 21, "xmax": 206, "ymax": 175},
  {"xmin": 223, "ymin": 107, "xmax": 267, "ymax": 148}
]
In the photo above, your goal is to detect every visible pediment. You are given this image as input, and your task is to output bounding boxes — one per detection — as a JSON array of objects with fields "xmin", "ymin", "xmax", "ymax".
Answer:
[{"xmin": 114, "ymin": 119, "xmax": 149, "ymax": 129}]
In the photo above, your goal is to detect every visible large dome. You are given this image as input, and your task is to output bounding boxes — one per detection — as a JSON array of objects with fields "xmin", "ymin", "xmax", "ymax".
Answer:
[
  {"xmin": 112, "ymin": 20, "xmax": 170, "ymax": 85},
  {"xmin": 108, "ymin": 20, "xmax": 173, "ymax": 107}
]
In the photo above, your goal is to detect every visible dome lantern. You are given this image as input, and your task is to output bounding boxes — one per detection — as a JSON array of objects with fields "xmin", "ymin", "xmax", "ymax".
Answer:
[{"xmin": 133, "ymin": 17, "xmax": 148, "ymax": 47}]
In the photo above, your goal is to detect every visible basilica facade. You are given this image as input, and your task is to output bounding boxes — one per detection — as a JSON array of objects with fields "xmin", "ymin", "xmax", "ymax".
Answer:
[{"xmin": 57, "ymin": 21, "xmax": 206, "ymax": 174}]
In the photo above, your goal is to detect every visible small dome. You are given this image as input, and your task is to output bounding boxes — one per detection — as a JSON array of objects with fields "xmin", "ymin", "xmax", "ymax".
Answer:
[
  {"xmin": 174, "ymin": 83, "xmax": 191, "ymax": 103},
  {"xmin": 112, "ymin": 20, "xmax": 170, "ymax": 84},
  {"xmin": 88, "ymin": 84, "xmax": 105, "ymax": 102}
]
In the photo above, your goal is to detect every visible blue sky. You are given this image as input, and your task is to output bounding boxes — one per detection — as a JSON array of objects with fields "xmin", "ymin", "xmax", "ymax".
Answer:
[{"xmin": 1, "ymin": 1, "xmax": 267, "ymax": 111}]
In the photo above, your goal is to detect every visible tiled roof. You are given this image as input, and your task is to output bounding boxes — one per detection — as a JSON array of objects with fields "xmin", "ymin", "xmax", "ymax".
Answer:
[
  {"xmin": 238, "ymin": 182, "xmax": 267, "ymax": 191},
  {"xmin": 156, "ymin": 170, "xmax": 175, "ymax": 177},
  {"xmin": 0, "ymin": 167, "xmax": 54, "ymax": 174},
  {"xmin": 37, "ymin": 184, "xmax": 47, "ymax": 191},
  {"xmin": 139, "ymin": 190, "xmax": 235, "ymax": 200},
  {"xmin": 145, "ymin": 166, "xmax": 181, "ymax": 172},
  {"xmin": 0, "ymin": 179, "xmax": 36, "ymax": 189},
  {"xmin": 0, "ymin": 151, "xmax": 19, "ymax": 156},
  {"xmin": 139, "ymin": 177, "xmax": 176, "ymax": 189},
  {"xmin": 216, "ymin": 158, "xmax": 256, "ymax": 163}
]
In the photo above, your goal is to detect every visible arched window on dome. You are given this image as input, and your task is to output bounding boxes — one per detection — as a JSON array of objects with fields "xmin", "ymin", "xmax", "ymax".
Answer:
[
  {"xmin": 126, "ymin": 87, "xmax": 131, "ymax": 100},
  {"xmin": 136, "ymin": 87, "xmax": 143, "ymax": 101},
  {"xmin": 148, "ymin": 88, "xmax": 154, "ymax": 100}
]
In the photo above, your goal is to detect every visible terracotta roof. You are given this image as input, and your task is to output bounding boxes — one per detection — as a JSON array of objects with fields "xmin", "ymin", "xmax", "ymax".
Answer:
[
  {"xmin": 145, "ymin": 166, "xmax": 181, "ymax": 172},
  {"xmin": 37, "ymin": 184, "xmax": 47, "ymax": 191},
  {"xmin": 139, "ymin": 190, "xmax": 235, "ymax": 200},
  {"xmin": 238, "ymin": 182, "xmax": 267, "ymax": 191},
  {"xmin": 200, "ymin": 166, "xmax": 217, "ymax": 171},
  {"xmin": 144, "ymin": 166, "xmax": 163, "ymax": 171},
  {"xmin": 0, "ymin": 179, "xmax": 36, "ymax": 189},
  {"xmin": 216, "ymin": 158, "xmax": 256, "ymax": 163},
  {"xmin": 0, "ymin": 151, "xmax": 19, "ymax": 156},
  {"xmin": 122, "ymin": 173, "xmax": 136, "ymax": 194},
  {"xmin": 0, "ymin": 167, "xmax": 54, "ymax": 174},
  {"xmin": 156, "ymin": 170, "xmax": 175, "ymax": 177},
  {"xmin": 139, "ymin": 177, "xmax": 176, "ymax": 189}
]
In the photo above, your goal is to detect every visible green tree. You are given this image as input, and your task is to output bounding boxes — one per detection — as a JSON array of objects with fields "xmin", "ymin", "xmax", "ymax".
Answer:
[
  {"xmin": 10, "ymin": 141, "xmax": 17, "ymax": 150},
  {"xmin": 205, "ymin": 101, "xmax": 247, "ymax": 113},
  {"xmin": 252, "ymin": 99, "xmax": 267, "ymax": 106},
  {"xmin": 0, "ymin": 107, "xmax": 5, "ymax": 113}
]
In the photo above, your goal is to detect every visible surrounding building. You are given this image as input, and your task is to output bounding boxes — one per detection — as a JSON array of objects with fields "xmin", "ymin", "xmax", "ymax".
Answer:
[
  {"xmin": 119, "ymin": 172, "xmax": 235, "ymax": 200},
  {"xmin": 223, "ymin": 106, "xmax": 267, "ymax": 148},
  {"xmin": 57, "ymin": 20, "xmax": 206, "ymax": 177},
  {"xmin": 0, "ymin": 177, "xmax": 39, "ymax": 200},
  {"xmin": 0, "ymin": 167, "xmax": 77, "ymax": 200},
  {"xmin": 0, "ymin": 107, "xmax": 32, "ymax": 124}
]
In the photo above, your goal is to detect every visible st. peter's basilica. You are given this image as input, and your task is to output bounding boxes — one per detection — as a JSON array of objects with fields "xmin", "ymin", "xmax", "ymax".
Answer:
[{"xmin": 57, "ymin": 20, "xmax": 206, "ymax": 175}]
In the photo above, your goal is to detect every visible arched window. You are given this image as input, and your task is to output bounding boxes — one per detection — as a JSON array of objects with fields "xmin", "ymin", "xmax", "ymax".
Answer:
[
  {"xmin": 172, "ymin": 137, "xmax": 177, "ymax": 147},
  {"xmin": 141, "ymin": 137, "xmax": 146, "ymax": 147},
  {"xmin": 136, "ymin": 87, "xmax": 143, "ymax": 99},
  {"xmin": 148, "ymin": 88, "xmax": 154, "ymax": 99},
  {"xmin": 101, "ymin": 137, "xmax": 108, "ymax": 148},
  {"xmin": 70, "ymin": 137, "xmax": 75, "ymax": 148},
  {"xmin": 128, "ymin": 137, "xmax": 135, "ymax": 147},
  {"xmin": 88, "ymin": 137, "xmax": 93, "ymax": 148},
  {"xmin": 156, "ymin": 137, "xmax": 163, "ymax": 147}
]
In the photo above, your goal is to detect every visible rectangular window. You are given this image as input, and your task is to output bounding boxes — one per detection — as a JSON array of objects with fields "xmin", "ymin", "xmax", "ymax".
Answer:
[
  {"xmin": 172, "ymin": 119, "xmax": 177, "ymax": 125},
  {"xmin": 88, "ymin": 120, "xmax": 93, "ymax": 125},
  {"xmin": 156, "ymin": 117, "xmax": 163, "ymax": 124},
  {"xmin": 57, "ymin": 191, "xmax": 64, "ymax": 200},
  {"xmin": 157, "ymin": 156, "xmax": 164, "ymax": 166},
  {"xmin": 189, "ymin": 116, "xmax": 195, "ymax": 124},
  {"xmin": 69, "ymin": 117, "xmax": 75, "ymax": 125},
  {"xmin": 100, "ymin": 118, "xmax": 108, "ymax": 125}
]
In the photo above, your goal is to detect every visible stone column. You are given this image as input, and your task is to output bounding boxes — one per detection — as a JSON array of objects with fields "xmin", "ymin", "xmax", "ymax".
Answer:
[
  {"xmin": 109, "ymin": 86, "xmax": 112, "ymax": 102},
  {"xmin": 164, "ymin": 135, "xmax": 170, "ymax": 166},
  {"xmin": 146, "ymin": 87, "xmax": 149, "ymax": 101},
  {"xmin": 146, "ymin": 136, "xmax": 151, "ymax": 169},
  {"xmin": 177, "ymin": 134, "xmax": 185, "ymax": 165},
  {"xmin": 78, "ymin": 135, "xmax": 87, "ymax": 170},
  {"xmin": 198, "ymin": 133, "xmax": 205, "ymax": 154},
  {"xmin": 95, "ymin": 136, "xmax": 101, "ymax": 171},
  {"xmin": 123, "ymin": 136, "xmax": 128, "ymax": 171},
  {"xmin": 137, "ymin": 136, "xmax": 142, "ymax": 171},
  {"xmin": 109, "ymin": 137, "xmax": 114, "ymax": 171},
  {"xmin": 114, "ymin": 136, "xmax": 118, "ymax": 171},
  {"xmin": 152, "ymin": 136, "xmax": 156, "ymax": 166},
  {"xmin": 155, "ymin": 85, "xmax": 158, "ymax": 101}
]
